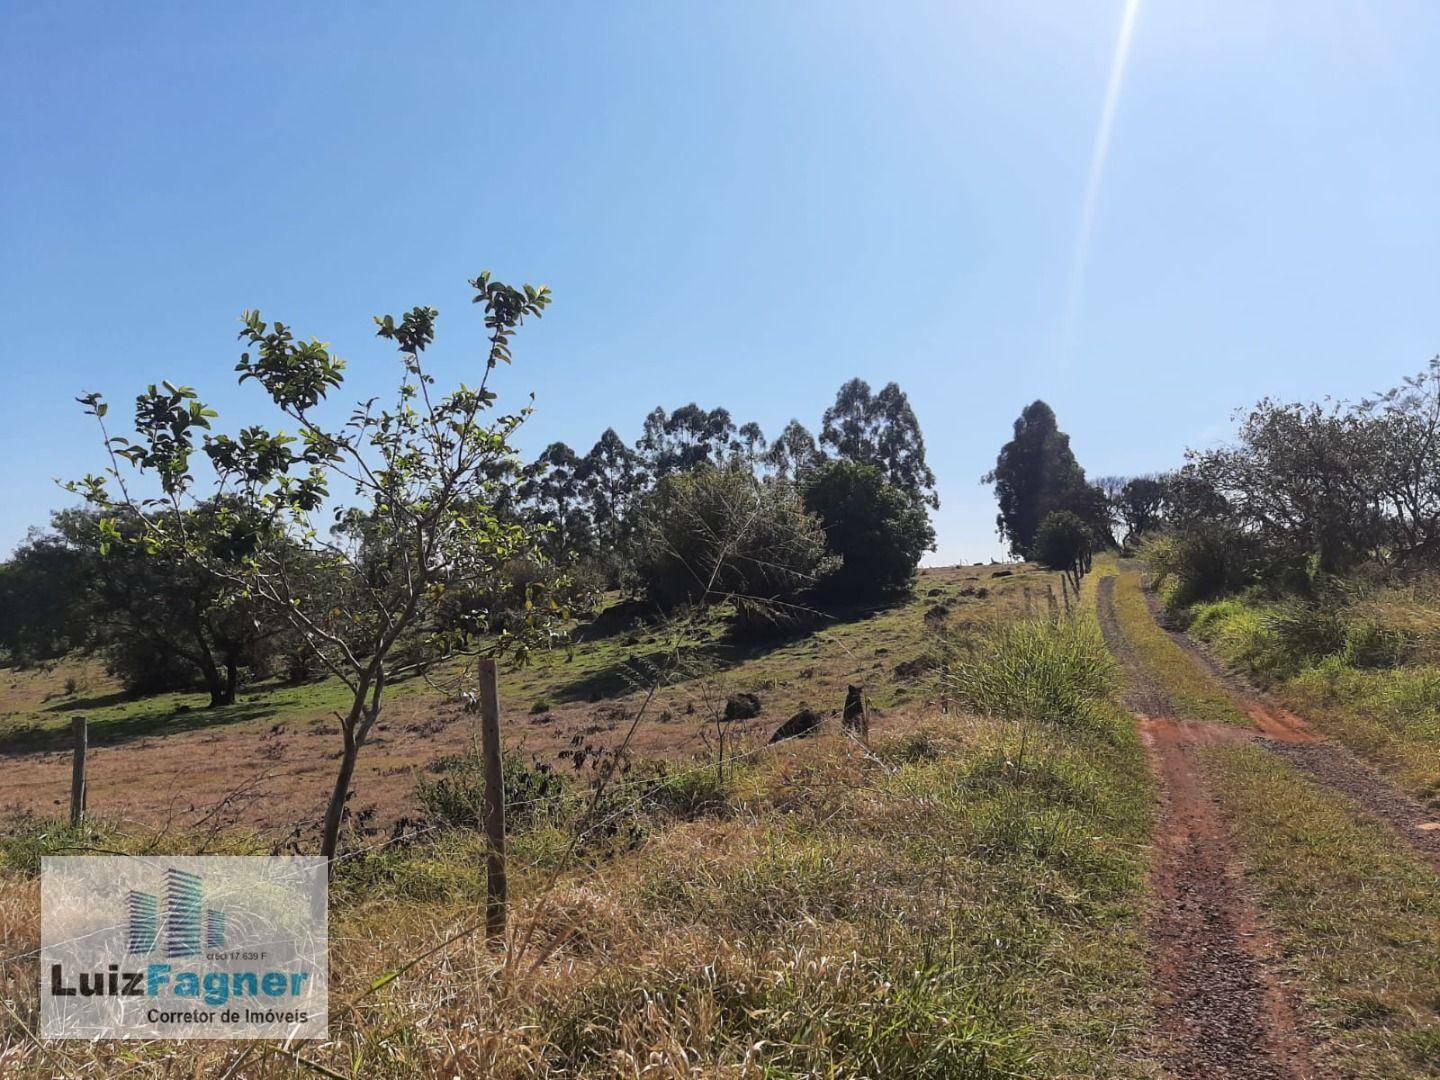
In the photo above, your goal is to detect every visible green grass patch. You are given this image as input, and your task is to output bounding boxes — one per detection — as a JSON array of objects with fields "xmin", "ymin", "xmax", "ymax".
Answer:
[
  {"xmin": 1110, "ymin": 571, "xmax": 1249, "ymax": 725},
  {"xmin": 1286, "ymin": 661, "xmax": 1440, "ymax": 805},
  {"xmin": 1203, "ymin": 745, "xmax": 1440, "ymax": 1078},
  {"xmin": 1187, "ymin": 592, "xmax": 1440, "ymax": 803},
  {"xmin": 1, "ymin": 564, "xmax": 1046, "ymax": 755}
]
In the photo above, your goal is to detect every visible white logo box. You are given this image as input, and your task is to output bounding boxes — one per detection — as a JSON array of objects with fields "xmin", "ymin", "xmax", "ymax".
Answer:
[{"xmin": 41, "ymin": 856, "xmax": 327, "ymax": 1040}]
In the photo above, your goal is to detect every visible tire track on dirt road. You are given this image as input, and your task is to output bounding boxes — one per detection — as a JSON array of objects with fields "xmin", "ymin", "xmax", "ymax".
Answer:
[
  {"xmin": 1141, "ymin": 589, "xmax": 1440, "ymax": 875},
  {"xmin": 1097, "ymin": 575, "xmax": 1317, "ymax": 1079}
]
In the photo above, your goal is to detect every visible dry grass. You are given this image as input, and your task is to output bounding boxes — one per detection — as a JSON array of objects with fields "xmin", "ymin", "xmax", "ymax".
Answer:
[
  {"xmin": 0, "ymin": 565, "xmax": 1072, "ymax": 841},
  {"xmin": 1, "ymin": 614, "xmax": 1156, "ymax": 1077}
]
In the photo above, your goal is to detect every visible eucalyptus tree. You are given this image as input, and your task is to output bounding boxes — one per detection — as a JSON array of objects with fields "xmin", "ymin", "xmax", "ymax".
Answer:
[
  {"xmin": 819, "ymin": 379, "xmax": 938, "ymax": 508},
  {"xmin": 763, "ymin": 419, "xmax": 823, "ymax": 481},
  {"xmin": 519, "ymin": 440, "xmax": 593, "ymax": 560},
  {"xmin": 636, "ymin": 404, "xmax": 738, "ymax": 476},
  {"xmin": 579, "ymin": 428, "xmax": 646, "ymax": 557},
  {"xmin": 732, "ymin": 421, "xmax": 767, "ymax": 468},
  {"xmin": 73, "ymin": 272, "xmax": 558, "ymax": 857}
]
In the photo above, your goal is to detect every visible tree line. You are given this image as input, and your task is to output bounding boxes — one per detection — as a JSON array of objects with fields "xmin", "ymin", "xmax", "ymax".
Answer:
[
  {"xmin": 0, "ymin": 335, "xmax": 938, "ymax": 713},
  {"xmin": 985, "ymin": 399, "xmax": 1229, "ymax": 587},
  {"xmin": 985, "ymin": 357, "xmax": 1440, "ymax": 603},
  {"xmin": 1148, "ymin": 358, "xmax": 1440, "ymax": 603},
  {"xmin": 508, "ymin": 376, "xmax": 936, "ymax": 579}
]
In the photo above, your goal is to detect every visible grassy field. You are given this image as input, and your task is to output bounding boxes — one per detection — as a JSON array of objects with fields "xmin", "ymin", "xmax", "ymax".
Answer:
[
  {"xmin": 0, "ymin": 564, "xmax": 1070, "ymax": 839},
  {"xmin": 1202, "ymin": 745, "xmax": 1440, "ymax": 1078},
  {"xmin": 0, "ymin": 566, "xmax": 1162, "ymax": 1077},
  {"xmin": 0, "ymin": 563, "xmax": 1060, "ymax": 751}
]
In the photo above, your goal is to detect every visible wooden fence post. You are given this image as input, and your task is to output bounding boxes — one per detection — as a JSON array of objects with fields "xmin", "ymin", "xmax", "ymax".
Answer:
[
  {"xmin": 843, "ymin": 685, "xmax": 869, "ymax": 744},
  {"xmin": 477, "ymin": 658, "xmax": 507, "ymax": 940},
  {"xmin": 70, "ymin": 716, "xmax": 87, "ymax": 826}
]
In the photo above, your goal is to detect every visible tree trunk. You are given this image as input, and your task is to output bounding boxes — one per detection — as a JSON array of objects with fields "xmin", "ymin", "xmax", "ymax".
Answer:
[
  {"xmin": 193, "ymin": 627, "xmax": 232, "ymax": 708},
  {"xmin": 200, "ymin": 657, "xmax": 228, "ymax": 708},
  {"xmin": 222, "ymin": 656, "xmax": 238, "ymax": 706},
  {"xmin": 322, "ymin": 726, "xmax": 360, "ymax": 860}
]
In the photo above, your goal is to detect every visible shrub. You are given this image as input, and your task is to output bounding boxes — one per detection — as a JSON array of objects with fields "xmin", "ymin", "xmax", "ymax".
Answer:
[
  {"xmin": 416, "ymin": 749, "xmax": 570, "ymax": 832},
  {"xmin": 947, "ymin": 617, "xmax": 1118, "ymax": 730},
  {"xmin": 801, "ymin": 460, "xmax": 934, "ymax": 601},
  {"xmin": 1345, "ymin": 576, "xmax": 1440, "ymax": 664},
  {"xmin": 1267, "ymin": 600, "xmax": 1347, "ymax": 664},
  {"xmin": 635, "ymin": 761, "xmax": 737, "ymax": 819},
  {"xmin": 1033, "ymin": 510, "xmax": 1093, "ymax": 590},
  {"xmin": 438, "ymin": 555, "xmax": 604, "ymax": 638},
  {"xmin": 1192, "ymin": 595, "xmax": 1412, "ymax": 681},
  {"xmin": 1189, "ymin": 599, "xmax": 1306, "ymax": 680},
  {"xmin": 105, "ymin": 635, "xmax": 204, "ymax": 696},
  {"xmin": 1141, "ymin": 526, "xmax": 1271, "ymax": 611},
  {"xmin": 631, "ymin": 466, "xmax": 837, "ymax": 628},
  {"xmin": 1342, "ymin": 620, "xmax": 1411, "ymax": 669}
]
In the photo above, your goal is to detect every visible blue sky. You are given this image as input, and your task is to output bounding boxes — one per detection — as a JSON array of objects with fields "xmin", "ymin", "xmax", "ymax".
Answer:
[{"xmin": 3, "ymin": 1, "xmax": 1438, "ymax": 564}]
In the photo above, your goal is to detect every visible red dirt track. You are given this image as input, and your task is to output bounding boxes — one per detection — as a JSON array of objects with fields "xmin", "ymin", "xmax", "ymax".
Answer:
[{"xmin": 1098, "ymin": 575, "xmax": 1317, "ymax": 1078}]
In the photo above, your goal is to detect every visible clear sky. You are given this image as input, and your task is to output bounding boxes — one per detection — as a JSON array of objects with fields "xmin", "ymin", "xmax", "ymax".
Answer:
[{"xmin": 3, "ymin": 1, "xmax": 1438, "ymax": 564}]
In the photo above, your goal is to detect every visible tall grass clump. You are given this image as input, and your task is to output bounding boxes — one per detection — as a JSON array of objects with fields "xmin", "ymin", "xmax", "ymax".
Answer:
[
  {"xmin": 1188, "ymin": 599, "xmax": 1289, "ymax": 680},
  {"xmin": 1193, "ymin": 594, "xmax": 1415, "ymax": 682},
  {"xmin": 948, "ymin": 617, "xmax": 1118, "ymax": 730}
]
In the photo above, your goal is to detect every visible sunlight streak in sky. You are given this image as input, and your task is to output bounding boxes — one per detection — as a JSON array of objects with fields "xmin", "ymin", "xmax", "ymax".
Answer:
[{"xmin": 1059, "ymin": 0, "xmax": 1143, "ymax": 369}]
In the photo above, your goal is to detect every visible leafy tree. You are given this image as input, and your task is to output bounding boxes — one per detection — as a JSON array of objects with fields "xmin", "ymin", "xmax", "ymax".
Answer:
[
  {"xmin": 762, "ymin": 419, "xmax": 823, "ymax": 480},
  {"xmin": 63, "ymin": 505, "xmax": 286, "ymax": 704},
  {"xmin": 1189, "ymin": 398, "xmax": 1382, "ymax": 573},
  {"xmin": 1159, "ymin": 467, "xmax": 1229, "ymax": 530},
  {"xmin": 1355, "ymin": 358, "xmax": 1440, "ymax": 563},
  {"xmin": 631, "ymin": 466, "xmax": 836, "ymax": 628},
  {"xmin": 74, "ymin": 272, "xmax": 558, "ymax": 858},
  {"xmin": 0, "ymin": 506, "xmax": 290, "ymax": 699},
  {"xmin": 1034, "ymin": 510, "xmax": 1094, "ymax": 593},
  {"xmin": 1151, "ymin": 358, "xmax": 1440, "ymax": 599},
  {"xmin": 1116, "ymin": 476, "xmax": 1167, "ymax": 544},
  {"xmin": 820, "ymin": 379, "xmax": 938, "ymax": 508},
  {"xmin": 1064, "ymin": 482, "xmax": 1117, "ymax": 549},
  {"xmin": 0, "ymin": 527, "xmax": 89, "ymax": 664},
  {"xmin": 802, "ymin": 460, "xmax": 934, "ymax": 600},
  {"xmin": 984, "ymin": 400, "xmax": 1092, "ymax": 559},
  {"xmin": 1186, "ymin": 359, "xmax": 1440, "ymax": 571}
]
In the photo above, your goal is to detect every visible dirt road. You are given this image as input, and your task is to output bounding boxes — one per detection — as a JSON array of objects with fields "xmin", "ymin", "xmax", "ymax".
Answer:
[{"xmin": 1098, "ymin": 575, "xmax": 1316, "ymax": 1078}]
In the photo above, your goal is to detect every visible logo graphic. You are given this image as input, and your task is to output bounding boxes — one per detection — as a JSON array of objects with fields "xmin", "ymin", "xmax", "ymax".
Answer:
[
  {"xmin": 41, "ymin": 856, "xmax": 327, "ymax": 1040},
  {"xmin": 124, "ymin": 868, "xmax": 229, "ymax": 958}
]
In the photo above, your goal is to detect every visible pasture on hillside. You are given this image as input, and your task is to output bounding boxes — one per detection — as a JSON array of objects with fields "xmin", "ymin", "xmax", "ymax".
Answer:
[{"xmin": 0, "ymin": 563, "xmax": 1057, "ymax": 843}]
